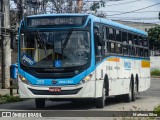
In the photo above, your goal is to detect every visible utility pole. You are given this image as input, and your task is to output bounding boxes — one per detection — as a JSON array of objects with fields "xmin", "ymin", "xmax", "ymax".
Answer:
[
  {"xmin": 17, "ymin": 0, "xmax": 23, "ymax": 22},
  {"xmin": 2, "ymin": 0, "xmax": 11, "ymax": 88},
  {"xmin": 77, "ymin": 0, "xmax": 83, "ymax": 13},
  {"xmin": 0, "ymin": 0, "xmax": 2, "ymax": 87}
]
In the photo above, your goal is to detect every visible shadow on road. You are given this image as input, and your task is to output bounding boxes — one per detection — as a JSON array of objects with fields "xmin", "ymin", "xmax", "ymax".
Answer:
[{"xmin": 0, "ymin": 96, "xmax": 144, "ymax": 110}]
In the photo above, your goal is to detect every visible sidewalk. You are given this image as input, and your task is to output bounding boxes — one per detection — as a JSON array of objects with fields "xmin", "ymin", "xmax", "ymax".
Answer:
[
  {"xmin": 0, "ymin": 89, "xmax": 18, "ymax": 96},
  {"xmin": 0, "ymin": 83, "xmax": 19, "ymax": 96}
]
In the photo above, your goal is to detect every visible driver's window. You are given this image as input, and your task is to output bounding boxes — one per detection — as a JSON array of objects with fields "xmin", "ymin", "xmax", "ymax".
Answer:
[{"xmin": 94, "ymin": 26, "xmax": 100, "ymax": 56}]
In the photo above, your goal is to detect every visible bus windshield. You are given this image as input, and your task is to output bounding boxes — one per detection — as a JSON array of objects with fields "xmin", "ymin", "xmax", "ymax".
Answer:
[{"xmin": 20, "ymin": 30, "xmax": 90, "ymax": 68}]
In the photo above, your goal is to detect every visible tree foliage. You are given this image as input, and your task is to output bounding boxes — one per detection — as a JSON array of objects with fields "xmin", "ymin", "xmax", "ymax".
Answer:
[
  {"xmin": 90, "ymin": 1, "xmax": 105, "ymax": 13},
  {"xmin": 148, "ymin": 26, "xmax": 160, "ymax": 50}
]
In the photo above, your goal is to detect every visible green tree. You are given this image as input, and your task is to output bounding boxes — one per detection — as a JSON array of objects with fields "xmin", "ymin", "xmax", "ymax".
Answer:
[
  {"xmin": 148, "ymin": 26, "xmax": 160, "ymax": 50},
  {"xmin": 90, "ymin": 0, "xmax": 105, "ymax": 13}
]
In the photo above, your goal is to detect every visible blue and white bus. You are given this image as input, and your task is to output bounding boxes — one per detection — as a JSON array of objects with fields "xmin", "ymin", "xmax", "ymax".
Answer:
[{"xmin": 17, "ymin": 14, "xmax": 150, "ymax": 108}]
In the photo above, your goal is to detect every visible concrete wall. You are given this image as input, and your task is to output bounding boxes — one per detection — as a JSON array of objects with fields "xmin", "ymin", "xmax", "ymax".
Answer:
[
  {"xmin": 114, "ymin": 20, "xmax": 158, "ymax": 31},
  {"xmin": 150, "ymin": 56, "xmax": 160, "ymax": 71}
]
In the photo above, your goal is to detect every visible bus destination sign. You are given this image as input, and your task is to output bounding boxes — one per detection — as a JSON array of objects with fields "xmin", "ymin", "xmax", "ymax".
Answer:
[{"xmin": 26, "ymin": 16, "xmax": 87, "ymax": 28}]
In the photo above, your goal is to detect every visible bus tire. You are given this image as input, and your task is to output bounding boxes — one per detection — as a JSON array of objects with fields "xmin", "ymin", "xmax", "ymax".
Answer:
[
  {"xmin": 96, "ymin": 84, "xmax": 106, "ymax": 108},
  {"xmin": 115, "ymin": 95, "xmax": 122, "ymax": 102},
  {"xmin": 123, "ymin": 81, "xmax": 132, "ymax": 102},
  {"xmin": 132, "ymin": 79, "xmax": 138, "ymax": 101},
  {"xmin": 35, "ymin": 98, "xmax": 45, "ymax": 109}
]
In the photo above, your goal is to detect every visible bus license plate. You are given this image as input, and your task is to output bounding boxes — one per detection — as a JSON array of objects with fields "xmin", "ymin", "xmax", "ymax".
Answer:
[{"xmin": 49, "ymin": 87, "xmax": 61, "ymax": 92}]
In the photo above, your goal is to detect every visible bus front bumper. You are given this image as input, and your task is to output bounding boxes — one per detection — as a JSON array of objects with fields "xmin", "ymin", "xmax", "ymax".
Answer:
[{"xmin": 18, "ymin": 78, "xmax": 96, "ymax": 99}]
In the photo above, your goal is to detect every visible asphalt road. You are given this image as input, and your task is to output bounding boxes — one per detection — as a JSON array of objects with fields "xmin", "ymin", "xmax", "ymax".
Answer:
[{"xmin": 0, "ymin": 78, "xmax": 160, "ymax": 119}]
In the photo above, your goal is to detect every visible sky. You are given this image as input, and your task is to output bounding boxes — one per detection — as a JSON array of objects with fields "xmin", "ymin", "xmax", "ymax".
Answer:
[
  {"xmin": 97, "ymin": 0, "xmax": 160, "ymax": 24},
  {"xmin": 10, "ymin": 0, "xmax": 160, "ymax": 24}
]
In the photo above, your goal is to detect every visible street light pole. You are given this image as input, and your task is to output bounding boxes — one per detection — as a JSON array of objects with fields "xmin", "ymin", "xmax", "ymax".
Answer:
[{"xmin": 2, "ymin": 0, "xmax": 11, "ymax": 88}]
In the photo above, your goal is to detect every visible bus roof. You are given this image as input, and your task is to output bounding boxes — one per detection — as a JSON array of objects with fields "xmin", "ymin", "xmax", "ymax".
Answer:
[
  {"xmin": 87, "ymin": 14, "xmax": 148, "ymax": 36},
  {"xmin": 26, "ymin": 13, "xmax": 147, "ymax": 36}
]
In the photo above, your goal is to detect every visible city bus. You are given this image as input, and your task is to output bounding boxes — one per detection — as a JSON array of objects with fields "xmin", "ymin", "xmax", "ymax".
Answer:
[{"xmin": 17, "ymin": 13, "xmax": 150, "ymax": 108}]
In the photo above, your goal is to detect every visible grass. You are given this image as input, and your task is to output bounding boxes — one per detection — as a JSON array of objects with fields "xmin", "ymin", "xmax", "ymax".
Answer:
[
  {"xmin": 151, "ymin": 69, "xmax": 160, "ymax": 76},
  {"xmin": 153, "ymin": 105, "xmax": 160, "ymax": 117},
  {"xmin": 0, "ymin": 94, "xmax": 22, "ymax": 104}
]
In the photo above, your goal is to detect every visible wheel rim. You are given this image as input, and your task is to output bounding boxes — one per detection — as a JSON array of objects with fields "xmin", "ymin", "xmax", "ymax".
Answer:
[
  {"xmin": 134, "ymin": 82, "xmax": 138, "ymax": 97},
  {"xmin": 103, "ymin": 88, "xmax": 106, "ymax": 101},
  {"xmin": 102, "ymin": 87, "xmax": 106, "ymax": 106},
  {"xmin": 129, "ymin": 85, "xmax": 132, "ymax": 100}
]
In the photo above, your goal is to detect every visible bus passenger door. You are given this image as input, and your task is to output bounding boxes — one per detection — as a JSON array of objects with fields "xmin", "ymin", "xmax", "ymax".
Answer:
[{"xmin": 94, "ymin": 25, "xmax": 106, "ymax": 98}]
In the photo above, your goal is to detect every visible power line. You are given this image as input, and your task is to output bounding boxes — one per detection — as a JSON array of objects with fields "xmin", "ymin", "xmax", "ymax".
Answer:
[
  {"xmin": 86, "ymin": 0, "xmax": 143, "ymax": 7},
  {"xmin": 106, "ymin": 3, "xmax": 160, "ymax": 16},
  {"xmin": 85, "ymin": 0, "xmax": 129, "ymax": 2},
  {"xmin": 111, "ymin": 19, "xmax": 160, "ymax": 24},
  {"xmin": 105, "ymin": 0, "xmax": 143, "ymax": 7},
  {"xmin": 101, "ymin": 11, "xmax": 160, "ymax": 13}
]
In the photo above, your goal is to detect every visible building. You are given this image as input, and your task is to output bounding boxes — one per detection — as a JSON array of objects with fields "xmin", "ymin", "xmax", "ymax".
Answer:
[{"xmin": 113, "ymin": 20, "xmax": 158, "ymax": 32}]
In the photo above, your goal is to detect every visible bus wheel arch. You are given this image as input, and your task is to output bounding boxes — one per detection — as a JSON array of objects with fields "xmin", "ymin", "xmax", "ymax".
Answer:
[
  {"xmin": 123, "ymin": 74, "xmax": 134, "ymax": 102},
  {"xmin": 135, "ymin": 74, "xmax": 139, "ymax": 93},
  {"xmin": 104, "ymin": 74, "xmax": 109, "ymax": 96},
  {"xmin": 132, "ymin": 74, "xmax": 139, "ymax": 101},
  {"xmin": 95, "ymin": 74, "xmax": 108, "ymax": 108}
]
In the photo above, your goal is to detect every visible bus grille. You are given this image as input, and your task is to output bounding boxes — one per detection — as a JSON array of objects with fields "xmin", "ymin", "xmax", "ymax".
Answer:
[{"xmin": 28, "ymin": 87, "xmax": 82, "ymax": 95}]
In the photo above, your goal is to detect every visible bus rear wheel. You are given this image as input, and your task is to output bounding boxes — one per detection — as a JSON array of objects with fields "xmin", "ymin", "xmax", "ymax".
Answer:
[
  {"xmin": 35, "ymin": 98, "xmax": 45, "ymax": 109},
  {"xmin": 96, "ymin": 86, "xmax": 106, "ymax": 108},
  {"xmin": 132, "ymin": 80, "xmax": 138, "ymax": 101},
  {"xmin": 123, "ymin": 82, "xmax": 132, "ymax": 102}
]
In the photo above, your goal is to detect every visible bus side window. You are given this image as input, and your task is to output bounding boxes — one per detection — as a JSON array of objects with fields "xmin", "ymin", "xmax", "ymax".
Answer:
[
  {"xmin": 139, "ymin": 48, "xmax": 144, "ymax": 57},
  {"xmin": 139, "ymin": 36, "xmax": 143, "ymax": 46},
  {"xmin": 135, "ymin": 47, "xmax": 139, "ymax": 57},
  {"xmin": 106, "ymin": 27, "xmax": 109, "ymax": 40},
  {"xmin": 128, "ymin": 33, "xmax": 133, "ymax": 56},
  {"xmin": 134, "ymin": 35, "xmax": 138, "ymax": 45},
  {"xmin": 128, "ymin": 33, "xmax": 133, "ymax": 45},
  {"xmin": 105, "ymin": 27, "xmax": 109, "ymax": 54},
  {"xmin": 143, "ymin": 38, "xmax": 149, "ymax": 57},
  {"xmin": 143, "ymin": 38, "xmax": 148, "ymax": 47},
  {"xmin": 122, "ymin": 31, "xmax": 127, "ymax": 43},
  {"xmin": 108, "ymin": 28, "xmax": 115, "ymax": 53},
  {"xmin": 109, "ymin": 28, "xmax": 114, "ymax": 40},
  {"xmin": 144, "ymin": 49, "xmax": 149, "ymax": 57},
  {"xmin": 122, "ymin": 31, "xmax": 128, "ymax": 55},
  {"xmin": 94, "ymin": 27, "xmax": 99, "ymax": 55},
  {"xmin": 116, "ymin": 30, "xmax": 121, "ymax": 42},
  {"xmin": 116, "ymin": 43, "xmax": 122, "ymax": 54},
  {"xmin": 122, "ymin": 45, "xmax": 128, "ymax": 55},
  {"xmin": 103, "ymin": 27, "xmax": 106, "ymax": 40},
  {"xmin": 111, "ymin": 42, "xmax": 115, "ymax": 53}
]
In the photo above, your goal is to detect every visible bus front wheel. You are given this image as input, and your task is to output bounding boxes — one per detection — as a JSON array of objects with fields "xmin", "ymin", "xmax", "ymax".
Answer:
[
  {"xmin": 96, "ymin": 85, "xmax": 106, "ymax": 108},
  {"xmin": 35, "ymin": 98, "xmax": 45, "ymax": 109}
]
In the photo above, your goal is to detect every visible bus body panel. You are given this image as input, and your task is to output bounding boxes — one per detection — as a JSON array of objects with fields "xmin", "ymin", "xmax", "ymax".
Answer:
[{"xmin": 95, "ymin": 56, "xmax": 150, "ymax": 96}]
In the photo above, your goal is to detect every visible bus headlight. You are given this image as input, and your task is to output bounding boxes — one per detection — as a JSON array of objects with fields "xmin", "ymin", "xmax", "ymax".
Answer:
[
  {"xmin": 80, "ymin": 74, "xmax": 93, "ymax": 84},
  {"xmin": 84, "ymin": 74, "xmax": 93, "ymax": 81},
  {"xmin": 19, "ymin": 74, "xmax": 31, "ymax": 85}
]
